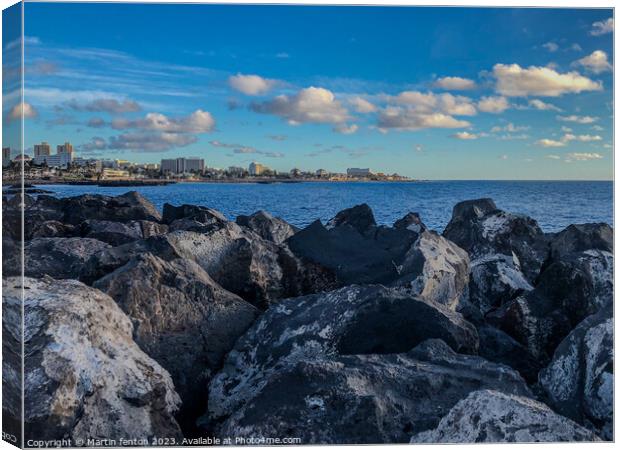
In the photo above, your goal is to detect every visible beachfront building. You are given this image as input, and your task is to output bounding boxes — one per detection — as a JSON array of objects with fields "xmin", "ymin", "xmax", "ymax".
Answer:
[
  {"xmin": 228, "ymin": 166, "xmax": 246, "ymax": 177},
  {"xmin": 2, "ymin": 147, "xmax": 11, "ymax": 167},
  {"xmin": 249, "ymin": 162, "xmax": 268, "ymax": 176},
  {"xmin": 33, "ymin": 152, "xmax": 74, "ymax": 168},
  {"xmin": 316, "ymin": 169, "xmax": 328, "ymax": 178},
  {"xmin": 160, "ymin": 157, "xmax": 205, "ymax": 174},
  {"xmin": 34, "ymin": 141, "xmax": 52, "ymax": 157},
  {"xmin": 57, "ymin": 141, "xmax": 74, "ymax": 155},
  {"xmin": 347, "ymin": 167, "xmax": 373, "ymax": 177}
]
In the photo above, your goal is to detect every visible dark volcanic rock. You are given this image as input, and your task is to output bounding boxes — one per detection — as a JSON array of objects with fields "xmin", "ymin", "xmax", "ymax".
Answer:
[
  {"xmin": 63, "ymin": 191, "xmax": 161, "ymax": 224},
  {"xmin": 212, "ymin": 339, "xmax": 531, "ymax": 444},
  {"xmin": 208, "ymin": 285, "xmax": 480, "ymax": 428},
  {"xmin": 548, "ymin": 223, "xmax": 613, "ymax": 262},
  {"xmin": 411, "ymin": 389, "xmax": 599, "ymax": 443},
  {"xmin": 2, "ymin": 277, "xmax": 182, "ymax": 442},
  {"xmin": 443, "ymin": 198, "xmax": 548, "ymax": 314},
  {"xmin": 393, "ymin": 212, "xmax": 426, "ymax": 233},
  {"xmin": 31, "ymin": 220, "xmax": 77, "ymax": 238},
  {"xmin": 94, "ymin": 253, "xmax": 259, "ymax": 434},
  {"xmin": 325, "ymin": 203, "xmax": 377, "ymax": 235},
  {"xmin": 539, "ymin": 305, "xmax": 613, "ymax": 440},
  {"xmin": 236, "ymin": 210, "xmax": 298, "ymax": 244},
  {"xmin": 6, "ymin": 237, "xmax": 111, "ymax": 279},
  {"xmin": 81, "ymin": 219, "xmax": 168, "ymax": 246},
  {"xmin": 162, "ymin": 203, "xmax": 227, "ymax": 225}
]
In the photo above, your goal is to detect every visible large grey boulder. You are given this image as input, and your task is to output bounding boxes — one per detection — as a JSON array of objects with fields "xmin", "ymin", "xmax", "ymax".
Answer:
[
  {"xmin": 236, "ymin": 210, "xmax": 298, "ymax": 244},
  {"xmin": 93, "ymin": 253, "xmax": 259, "ymax": 434},
  {"xmin": 539, "ymin": 305, "xmax": 613, "ymax": 440},
  {"xmin": 548, "ymin": 223, "xmax": 613, "ymax": 262},
  {"xmin": 443, "ymin": 198, "xmax": 547, "ymax": 314},
  {"xmin": 81, "ymin": 219, "xmax": 168, "ymax": 246},
  {"xmin": 212, "ymin": 340, "xmax": 531, "ymax": 444},
  {"xmin": 62, "ymin": 191, "xmax": 161, "ymax": 224},
  {"xmin": 325, "ymin": 203, "xmax": 377, "ymax": 235},
  {"xmin": 5, "ymin": 237, "xmax": 111, "ymax": 279},
  {"xmin": 411, "ymin": 390, "xmax": 599, "ymax": 443},
  {"xmin": 2, "ymin": 277, "xmax": 182, "ymax": 442},
  {"xmin": 208, "ymin": 285, "xmax": 480, "ymax": 427},
  {"xmin": 162, "ymin": 203, "xmax": 228, "ymax": 225}
]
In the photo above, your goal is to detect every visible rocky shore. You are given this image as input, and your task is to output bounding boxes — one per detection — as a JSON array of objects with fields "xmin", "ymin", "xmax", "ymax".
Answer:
[{"xmin": 2, "ymin": 191, "xmax": 613, "ymax": 444}]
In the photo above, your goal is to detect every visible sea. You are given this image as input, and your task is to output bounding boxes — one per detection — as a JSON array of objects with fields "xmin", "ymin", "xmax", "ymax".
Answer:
[{"xmin": 32, "ymin": 180, "xmax": 613, "ymax": 233}]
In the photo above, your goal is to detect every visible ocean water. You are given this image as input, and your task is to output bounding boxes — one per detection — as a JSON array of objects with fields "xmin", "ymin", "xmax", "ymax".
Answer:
[{"xmin": 33, "ymin": 181, "xmax": 613, "ymax": 233}]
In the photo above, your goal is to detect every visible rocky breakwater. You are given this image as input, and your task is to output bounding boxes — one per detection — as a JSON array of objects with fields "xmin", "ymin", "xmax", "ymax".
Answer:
[{"xmin": 2, "ymin": 191, "xmax": 613, "ymax": 444}]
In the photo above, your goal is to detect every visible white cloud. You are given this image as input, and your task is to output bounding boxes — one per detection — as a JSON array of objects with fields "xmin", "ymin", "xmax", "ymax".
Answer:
[
  {"xmin": 433, "ymin": 76, "xmax": 476, "ymax": 90},
  {"xmin": 499, "ymin": 154, "xmax": 509, "ymax": 160},
  {"xmin": 573, "ymin": 50, "xmax": 612, "ymax": 74},
  {"xmin": 570, "ymin": 43, "xmax": 583, "ymax": 52},
  {"xmin": 591, "ymin": 125, "xmax": 604, "ymax": 131},
  {"xmin": 529, "ymin": 99, "xmax": 562, "ymax": 111},
  {"xmin": 546, "ymin": 154, "xmax": 561, "ymax": 159},
  {"xmin": 542, "ymin": 42, "xmax": 559, "ymax": 52},
  {"xmin": 112, "ymin": 109, "xmax": 215, "ymax": 133},
  {"xmin": 492, "ymin": 63, "xmax": 602, "ymax": 97},
  {"xmin": 66, "ymin": 98, "xmax": 141, "ymax": 113},
  {"xmin": 557, "ymin": 114, "xmax": 598, "ymax": 124},
  {"xmin": 590, "ymin": 18, "xmax": 613, "ymax": 36},
  {"xmin": 491, "ymin": 123, "xmax": 528, "ymax": 133},
  {"xmin": 250, "ymin": 87, "xmax": 350, "ymax": 125},
  {"xmin": 349, "ymin": 97, "xmax": 377, "ymax": 113},
  {"xmin": 478, "ymin": 96, "xmax": 509, "ymax": 113},
  {"xmin": 451, "ymin": 131, "xmax": 478, "ymax": 140},
  {"xmin": 393, "ymin": 91, "xmax": 477, "ymax": 116},
  {"xmin": 377, "ymin": 107, "xmax": 470, "ymax": 131},
  {"xmin": 566, "ymin": 152, "xmax": 603, "ymax": 161},
  {"xmin": 561, "ymin": 126, "xmax": 573, "ymax": 132},
  {"xmin": 536, "ymin": 138, "xmax": 566, "ymax": 148},
  {"xmin": 108, "ymin": 132, "xmax": 198, "ymax": 152},
  {"xmin": 6, "ymin": 102, "xmax": 38, "ymax": 123},
  {"xmin": 228, "ymin": 73, "xmax": 276, "ymax": 96},
  {"xmin": 563, "ymin": 133, "xmax": 602, "ymax": 142},
  {"xmin": 334, "ymin": 124, "xmax": 359, "ymax": 134}
]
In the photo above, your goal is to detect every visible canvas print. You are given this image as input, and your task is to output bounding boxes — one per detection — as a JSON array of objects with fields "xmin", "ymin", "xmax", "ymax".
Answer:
[{"xmin": 1, "ymin": 2, "xmax": 614, "ymax": 447}]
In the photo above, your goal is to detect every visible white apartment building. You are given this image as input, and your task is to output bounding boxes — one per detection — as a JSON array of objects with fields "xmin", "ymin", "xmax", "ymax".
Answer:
[{"xmin": 34, "ymin": 141, "xmax": 51, "ymax": 157}]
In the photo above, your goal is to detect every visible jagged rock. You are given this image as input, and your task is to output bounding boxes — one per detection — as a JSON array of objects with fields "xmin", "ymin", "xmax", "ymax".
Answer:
[
  {"xmin": 394, "ymin": 230, "xmax": 470, "ymax": 310},
  {"xmin": 325, "ymin": 203, "xmax": 376, "ymax": 235},
  {"xmin": 81, "ymin": 219, "xmax": 168, "ymax": 246},
  {"xmin": 411, "ymin": 390, "xmax": 599, "ymax": 443},
  {"xmin": 548, "ymin": 223, "xmax": 613, "ymax": 262},
  {"xmin": 4, "ymin": 194, "xmax": 66, "ymax": 240},
  {"xmin": 539, "ymin": 305, "xmax": 613, "ymax": 440},
  {"xmin": 208, "ymin": 286, "xmax": 480, "ymax": 426},
  {"xmin": 212, "ymin": 340, "xmax": 530, "ymax": 444},
  {"xmin": 94, "ymin": 253, "xmax": 259, "ymax": 434},
  {"xmin": 487, "ymin": 249, "xmax": 613, "ymax": 363},
  {"xmin": 63, "ymin": 191, "xmax": 161, "ymax": 224},
  {"xmin": 2, "ymin": 277, "xmax": 182, "ymax": 441},
  {"xmin": 162, "ymin": 203, "xmax": 227, "ymax": 225},
  {"xmin": 236, "ymin": 210, "xmax": 298, "ymax": 244},
  {"xmin": 477, "ymin": 325, "xmax": 541, "ymax": 383},
  {"xmin": 5, "ymin": 237, "xmax": 111, "ymax": 280},
  {"xmin": 393, "ymin": 212, "xmax": 426, "ymax": 233},
  {"xmin": 443, "ymin": 198, "xmax": 548, "ymax": 314},
  {"xmin": 2, "ymin": 236, "xmax": 19, "ymax": 277},
  {"xmin": 168, "ymin": 218, "xmax": 219, "ymax": 233},
  {"xmin": 31, "ymin": 220, "xmax": 77, "ymax": 238}
]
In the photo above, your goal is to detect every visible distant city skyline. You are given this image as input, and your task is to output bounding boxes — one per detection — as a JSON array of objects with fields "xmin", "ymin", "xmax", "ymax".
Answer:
[{"xmin": 3, "ymin": 4, "xmax": 614, "ymax": 180}]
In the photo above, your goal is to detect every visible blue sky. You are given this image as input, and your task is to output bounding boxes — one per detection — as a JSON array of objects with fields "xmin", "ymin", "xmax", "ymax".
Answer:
[{"xmin": 4, "ymin": 4, "xmax": 614, "ymax": 179}]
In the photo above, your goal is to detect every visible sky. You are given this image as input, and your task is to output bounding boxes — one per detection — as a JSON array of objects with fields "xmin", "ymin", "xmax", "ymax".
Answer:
[{"xmin": 2, "ymin": 3, "xmax": 614, "ymax": 180}]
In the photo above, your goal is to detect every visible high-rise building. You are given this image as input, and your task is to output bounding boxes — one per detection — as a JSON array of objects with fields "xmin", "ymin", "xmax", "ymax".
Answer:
[
  {"xmin": 2, "ymin": 147, "xmax": 11, "ymax": 167},
  {"xmin": 160, "ymin": 157, "xmax": 204, "ymax": 174},
  {"xmin": 57, "ymin": 141, "xmax": 74, "ymax": 155},
  {"xmin": 249, "ymin": 162, "xmax": 268, "ymax": 176},
  {"xmin": 34, "ymin": 141, "xmax": 51, "ymax": 157},
  {"xmin": 347, "ymin": 167, "xmax": 373, "ymax": 177},
  {"xmin": 33, "ymin": 153, "xmax": 73, "ymax": 168}
]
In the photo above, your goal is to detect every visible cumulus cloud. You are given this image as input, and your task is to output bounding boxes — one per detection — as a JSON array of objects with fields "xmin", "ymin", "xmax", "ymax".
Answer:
[
  {"xmin": 6, "ymin": 102, "xmax": 38, "ymax": 123},
  {"xmin": 349, "ymin": 96, "xmax": 377, "ymax": 113},
  {"xmin": 108, "ymin": 132, "xmax": 198, "ymax": 152},
  {"xmin": 536, "ymin": 138, "xmax": 566, "ymax": 148},
  {"xmin": 566, "ymin": 152, "xmax": 603, "ymax": 161},
  {"xmin": 491, "ymin": 123, "xmax": 529, "ymax": 133},
  {"xmin": 536, "ymin": 133, "xmax": 602, "ymax": 147},
  {"xmin": 573, "ymin": 50, "xmax": 612, "ymax": 74},
  {"xmin": 228, "ymin": 73, "xmax": 276, "ymax": 96},
  {"xmin": 377, "ymin": 107, "xmax": 470, "ymax": 131},
  {"xmin": 79, "ymin": 136, "xmax": 108, "ymax": 152},
  {"xmin": 393, "ymin": 91, "xmax": 477, "ymax": 116},
  {"xmin": 492, "ymin": 63, "xmax": 602, "ymax": 97},
  {"xmin": 529, "ymin": 99, "xmax": 562, "ymax": 111},
  {"xmin": 478, "ymin": 96, "xmax": 509, "ymax": 113},
  {"xmin": 451, "ymin": 131, "xmax": 478, "ymax": 140},
  {"xmin": 111, "ymin": 109, "xmax": 215, "ymax": 133},
  {"xmin": 557, "ymin": 114, "xmax": 598, "ymax": 124},
  {"xmin": 546, "ymin": 154, "xmax": 561, "ymax": 159},
  {"xmin": 66, "ymin": 98, "xmax": 141, "ymax": 113},
  {"xmin": 250, "ymin": 87, "xmax": 350, "ymax": 125},
  {"xmin": 590, "ymin": 18, "xmax": 613, "ymax": 36},
  {"xmin": 433, "ymin": 76, "xmax": 476, "ymax": 90},
  {"xmin": 334, "ymin": 124, "xmax": 359, "ymax": 134},
  {"xmin": 542, "ymin": 42, "xmax": 559, "ymax": 52}
]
